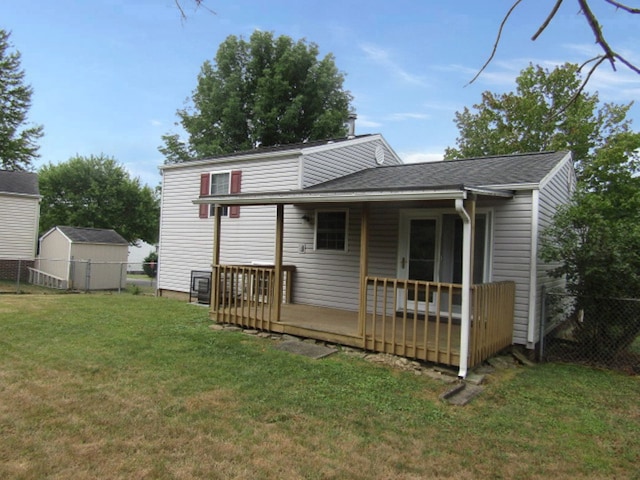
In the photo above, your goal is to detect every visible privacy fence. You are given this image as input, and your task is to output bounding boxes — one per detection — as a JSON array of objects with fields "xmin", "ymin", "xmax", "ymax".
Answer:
[
  {"xmin": 541, "ymin": 288, "xmax": 640, "ymax": 374},
  {"xmin": 0, "ymin": 258, "xmax": 157, "ymax": 293}
]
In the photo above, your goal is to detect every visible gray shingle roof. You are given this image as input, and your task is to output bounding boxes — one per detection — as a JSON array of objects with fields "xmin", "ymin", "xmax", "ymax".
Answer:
[
  {"xmin": 304, "ymin": 151, "xmax": 570, "ymax": 193},
  {"xmin": 0, "ymin": 170, "xmax": 39, "ymax": 195},
  {"xmin": 165, "ymin": 134, "xmax": 374, "ymax": 165},
  {"xmin": 57, "ymin": 226, "xmax": 128, "ymax": 245}
]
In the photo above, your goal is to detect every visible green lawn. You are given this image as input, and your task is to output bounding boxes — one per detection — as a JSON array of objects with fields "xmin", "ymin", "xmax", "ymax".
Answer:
[{"xmin": 1, "ymin": 293, "xmax": 638, "ymax": 479}]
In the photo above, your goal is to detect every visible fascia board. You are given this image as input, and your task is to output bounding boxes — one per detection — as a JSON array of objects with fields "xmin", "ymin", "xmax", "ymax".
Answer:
[{"xmin": 193, "ymin": 189, "xmax": 469, "ymax": 206}]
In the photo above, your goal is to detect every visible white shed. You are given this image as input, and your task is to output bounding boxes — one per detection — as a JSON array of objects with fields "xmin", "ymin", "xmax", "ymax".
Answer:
[{"xmin": 37, "ymin": 226, "xmax": 129, "ymax": 290}]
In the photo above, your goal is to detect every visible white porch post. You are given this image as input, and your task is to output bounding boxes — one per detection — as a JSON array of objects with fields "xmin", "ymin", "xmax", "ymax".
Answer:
[{"xmin": 455, "ymin": 197, "xmax": 476, "ymax": 378}]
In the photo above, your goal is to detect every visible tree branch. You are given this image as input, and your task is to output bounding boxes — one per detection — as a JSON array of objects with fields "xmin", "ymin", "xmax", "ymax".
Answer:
[
  {"xmin": 603, "ymin": 0, "xmax": 640, "ymax": 14},
  {"xmin": 466, "ymin": 0, "xmax": 524, "ymax": 86},
  {"xmin": 531, "ymin": 0, "xmax": 564, "ymax": 41},
  {"xmin": 174, "ymin": 0, "xmax": 214, "ymax": 20},
  {"xmin": 472, "ymin": 0, "xmax": 640, "ymax": 88}
]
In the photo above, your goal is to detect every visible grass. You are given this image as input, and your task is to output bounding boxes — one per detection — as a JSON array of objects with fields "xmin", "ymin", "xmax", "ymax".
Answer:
[{"xmin": 1, "ymin": 293, "xmax": 639, "ymax": 479}]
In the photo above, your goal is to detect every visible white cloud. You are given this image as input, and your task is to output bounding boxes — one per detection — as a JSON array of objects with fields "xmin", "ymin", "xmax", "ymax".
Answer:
[
  {"xmin": 150, "ymin": 119, "xmax": 162, "ymax": 127},
  {"xmin": 388, "ymin": 112, "xmax": 430, "ymax": 121},
  {"xmin": 400, "ymin": 151, "xmax": 444, "ymax": 164},
  {"xmin": 359, "ymin": 43, "xmax": 428, "ymax": 87},
  {"xmin": 354, "ymin": 114, "xmax": 383, "ymax": 128}
]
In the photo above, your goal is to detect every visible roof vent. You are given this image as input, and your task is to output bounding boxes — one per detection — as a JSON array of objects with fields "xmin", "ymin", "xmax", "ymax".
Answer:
[{"xmin": 346, "ymin": 113, "xmax": 357, "ymax": 138}]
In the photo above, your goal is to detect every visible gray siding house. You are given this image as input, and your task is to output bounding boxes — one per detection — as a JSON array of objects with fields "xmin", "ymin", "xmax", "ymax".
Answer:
[
  {"xmin": 158, "ymin": 134, "xmax": 575, "ymax": 376},
  {"xmin": 0, "ymin": 170, "xmax": 40, "ymax": 281}
]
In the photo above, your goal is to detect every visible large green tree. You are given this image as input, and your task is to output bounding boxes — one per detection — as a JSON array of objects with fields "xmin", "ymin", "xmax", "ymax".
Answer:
[
  {"xmin": 39, "ymin": 155, "xmax": 159, "ymax": 245},
  {"xmin": 160, "ymin": 31, "xmax": 353, "ymax": 162},
  {"xmin": 0, "ymin": 29, "xmax": 43, "ymax": 171},
  {"xmin": 540, "ymin": 131, "xmax": 640, "ymax": 359},
  {"xmin": 444, "ymin": 63, "xmax": 634, "ymax": 170}
]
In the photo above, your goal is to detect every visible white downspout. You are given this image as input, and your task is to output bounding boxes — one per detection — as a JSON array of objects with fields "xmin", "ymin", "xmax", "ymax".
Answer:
[{"xmin": 455, "ymin": 198, "xmax": 472, "ymax": 379}]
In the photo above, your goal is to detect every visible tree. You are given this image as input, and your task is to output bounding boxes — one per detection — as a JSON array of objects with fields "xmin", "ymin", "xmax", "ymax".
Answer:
[
  {"xmin": 160, "ymin": 31, "xmax": 353, "ymax": 162},
  {"xmin": 0, "ymin": 29, "xmax": 43, "ymax": 171},
  {"xmin": 444, "ymin": 63, "xmax": 634, "ymax": 171},
  {"xmin": 540, "ymin": 131, "xmax": 640, "ymax": 360},
  {"xmin": 38, "ymin": 155, "xmax": 160, "ymax": 245},
  {"xmin": 143, "ymin": 251, "xmax": 158, "ymax": 278}
]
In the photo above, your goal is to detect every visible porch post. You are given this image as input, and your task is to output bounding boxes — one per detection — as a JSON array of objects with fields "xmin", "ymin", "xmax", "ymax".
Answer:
[
  {"xmin": 273, "ymin": 204, "xmax": 284, "ymax": 322},
  {"xmin": 210, "ymin": 205, "xmax": 222, "ymax": 317},
  {"xmin": 358, "ymin": 203, "xmax": 369, "ymax": 336}
]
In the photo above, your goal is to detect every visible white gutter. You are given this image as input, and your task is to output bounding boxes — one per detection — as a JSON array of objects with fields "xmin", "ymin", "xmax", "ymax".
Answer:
[
  {"xmin": 455, "ymin": 198, "xmax": 472, "ymax": 379},
  {"xmin": 527, "ymin": 189, "xmax": 540, "ymax": 347}
]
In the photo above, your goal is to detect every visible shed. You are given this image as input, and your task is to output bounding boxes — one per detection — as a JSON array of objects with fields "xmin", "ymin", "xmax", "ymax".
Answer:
[{"xmin": 36, "ymin": 226, "xmax": 129, "ymax": 290}]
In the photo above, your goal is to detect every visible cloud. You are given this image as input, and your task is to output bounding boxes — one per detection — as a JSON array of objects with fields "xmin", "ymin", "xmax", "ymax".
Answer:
[
  {"xmin": 400, "ymin": 151, "xmax": 444, "ymax": 164},
  {"xmin": 359, "ymin": 43, "xmax": 428, "ymax": 87},
  {"xmin": 150, "ymin": 119, "xmax": 162, "ymax": 127},
  {"xmin": 388, "ymin": 112, "xmax": 430, "ymax": 121},
  {"xmin": 354, "ymin": 114, "xmax": 383, "ymax": 128}
]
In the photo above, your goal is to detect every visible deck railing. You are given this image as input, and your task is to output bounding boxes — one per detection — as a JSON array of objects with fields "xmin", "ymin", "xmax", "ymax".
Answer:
[
  {"xmin": 362, "ymin": 277, "xmax": 515, "ymax": 366},
  {"xmin": 362, "ymin": 277, "xmax": 464, "ymax": 364},
  {"xmin": 213, "ymin": 264, "xmax": 294, "ymax": 329},
  {"xmin": 469, "ymin": 281, "xmax": 516, "ymax": 367}
]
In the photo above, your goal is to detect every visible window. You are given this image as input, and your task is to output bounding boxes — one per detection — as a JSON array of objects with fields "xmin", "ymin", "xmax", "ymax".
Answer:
[
  {"xmin": 315, "ymin": 210, "xmax": 348, "ymax": 251},
  {"xmin": 209, "ymin": 172, "xmax": 230, "ymax": 217},
  {"xmin": 199, "ymin": 170, "xmax": 241, "ymax": 219}
]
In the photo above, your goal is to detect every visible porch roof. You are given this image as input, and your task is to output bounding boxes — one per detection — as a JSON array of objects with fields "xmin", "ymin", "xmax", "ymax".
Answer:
[{"xmin": 194, "ymin": 184, "xmax": 513, "ymax": 206}]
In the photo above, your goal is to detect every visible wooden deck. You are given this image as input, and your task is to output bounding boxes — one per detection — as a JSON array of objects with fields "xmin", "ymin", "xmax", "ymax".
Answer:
[
  {"xmin": 211, "ymin": 264, "xmax": 514, "ymax": 369},
  {"xmin": 215, "ymin": 302, "xmax": 462, "ymax": 366}
]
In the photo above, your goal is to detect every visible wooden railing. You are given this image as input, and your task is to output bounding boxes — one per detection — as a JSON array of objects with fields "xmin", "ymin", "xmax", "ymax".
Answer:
[
  {"xmin": 28, "ymin": 267, "xmax": 68, "ymax": 289},
  {"xmin": 213, "ymin": 264, "xmax": 295, "ymax": 329},
  {"xmin": 362, "ymin": 277, "xmax": 515, "ymax": 366},
  {"xmin": 362, "ymin": 277, "xmax": 464, "ymax": 364},
  {"xmin": 469, "ymin": 281, "xmax": 516, "ymax": 367}
]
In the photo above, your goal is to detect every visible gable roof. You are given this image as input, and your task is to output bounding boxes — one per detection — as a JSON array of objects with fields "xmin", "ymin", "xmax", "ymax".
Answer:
[
  {"xmin": 55, "ymin": 226, "xmax": 128, "ymax": 245},
  {"xmin": 160, "ymin": 134, "xmax": 401, "ymax": 170},
  {"xmin": 0, "ymin": 170, "xmax": 39, "ymax": 196},
  {"xmin": 304, "ymin": 151, "xmax": 571, "ymax": 193}
]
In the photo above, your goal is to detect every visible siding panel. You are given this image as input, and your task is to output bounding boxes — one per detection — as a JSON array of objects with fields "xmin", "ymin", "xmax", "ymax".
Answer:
[
  {"xmin": 158, "ymin": 157, "xmax": 300, "ymax": 294},
  {"xmin": 302, "ymin": 137, "xmax": 401, "ymax": 188},
  {"xmin": 0, "ymin": 194, "xmax": 39, "ymax": 259}
]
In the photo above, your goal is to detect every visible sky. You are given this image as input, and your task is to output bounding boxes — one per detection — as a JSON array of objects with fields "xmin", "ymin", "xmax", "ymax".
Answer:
[{"xmin": 2, "ymin": 0, "xmax": 639, "ymax": 187}]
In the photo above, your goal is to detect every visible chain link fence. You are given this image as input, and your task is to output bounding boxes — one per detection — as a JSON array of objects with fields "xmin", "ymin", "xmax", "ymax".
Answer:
[
  {"xmin": 0, "ymin": 258, "xmax": 157, "ymax": 294},
  {"xmin": 541, "ymin": 288, "xmax": 640, "ymax": 374}
]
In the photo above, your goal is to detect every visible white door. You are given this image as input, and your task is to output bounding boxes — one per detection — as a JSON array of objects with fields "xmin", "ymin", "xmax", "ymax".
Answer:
[{"xmin": 397, "ymin": 214, "xmax": 440, "ymax": 311}]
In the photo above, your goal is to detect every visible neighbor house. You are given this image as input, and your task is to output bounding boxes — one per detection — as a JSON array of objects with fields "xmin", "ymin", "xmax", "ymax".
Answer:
[
  {"xmin": 0, "ymin": 169, "xmax": 40, "ymax": 281},
  {"xmin": 34, "ymin": 226, "xmax": 129, "ymax": 290},
  {"xmin": 157, "ymin": 134, "xmax": 575, "ymax": 377}
]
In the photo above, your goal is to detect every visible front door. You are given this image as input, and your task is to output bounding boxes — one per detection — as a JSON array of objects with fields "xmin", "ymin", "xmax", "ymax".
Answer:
[{"xmin": 397, "ymin": 214, "xmax": 439, "ymax": 309}]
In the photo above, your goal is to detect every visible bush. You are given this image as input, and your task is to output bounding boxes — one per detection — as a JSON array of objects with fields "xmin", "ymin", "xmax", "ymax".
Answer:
[{"xmin": 143, "ymin": 251, "xmax": 158, "ymax": 278}]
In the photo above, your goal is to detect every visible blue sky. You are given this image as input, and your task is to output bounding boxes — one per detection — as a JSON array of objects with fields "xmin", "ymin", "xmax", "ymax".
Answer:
[{"xmin": 2, "ymin": 0, "xmax": 639, "ymax": 187}]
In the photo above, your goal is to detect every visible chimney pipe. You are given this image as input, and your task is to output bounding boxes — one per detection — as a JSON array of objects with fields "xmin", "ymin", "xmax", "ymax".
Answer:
[{"xmin": 347, "ymin": 113, "xmax": 357, "ymax": 138}]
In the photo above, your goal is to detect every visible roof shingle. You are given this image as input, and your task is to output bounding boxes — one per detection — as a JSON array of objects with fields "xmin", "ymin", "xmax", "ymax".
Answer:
[
  {"xmin": 0, "ymin": 170, "xmax": 39, "ymax": 196},
  {"xmin": 56, "ymin": 226, "xmax": 128, "ymax": 245},
  {"xmin": 304, "ymin": 151, "xmax": 570, "ymax": 193}
]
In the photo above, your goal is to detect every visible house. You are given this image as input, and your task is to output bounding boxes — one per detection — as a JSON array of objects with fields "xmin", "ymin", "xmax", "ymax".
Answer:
[
  {"xmin": 34, "ymin": 226, "xmax": 129, "ymax": 290},
  {"xmin": 127, "ymin": 240, "xmax": 156, "ymax": 273},
  {"xmin": 0, "ymin": 169, "xmax": 40, "ymax": 281},
  {"xmin": 157, "ymin": 134, "xmax": 575, "ymax": 377}
]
